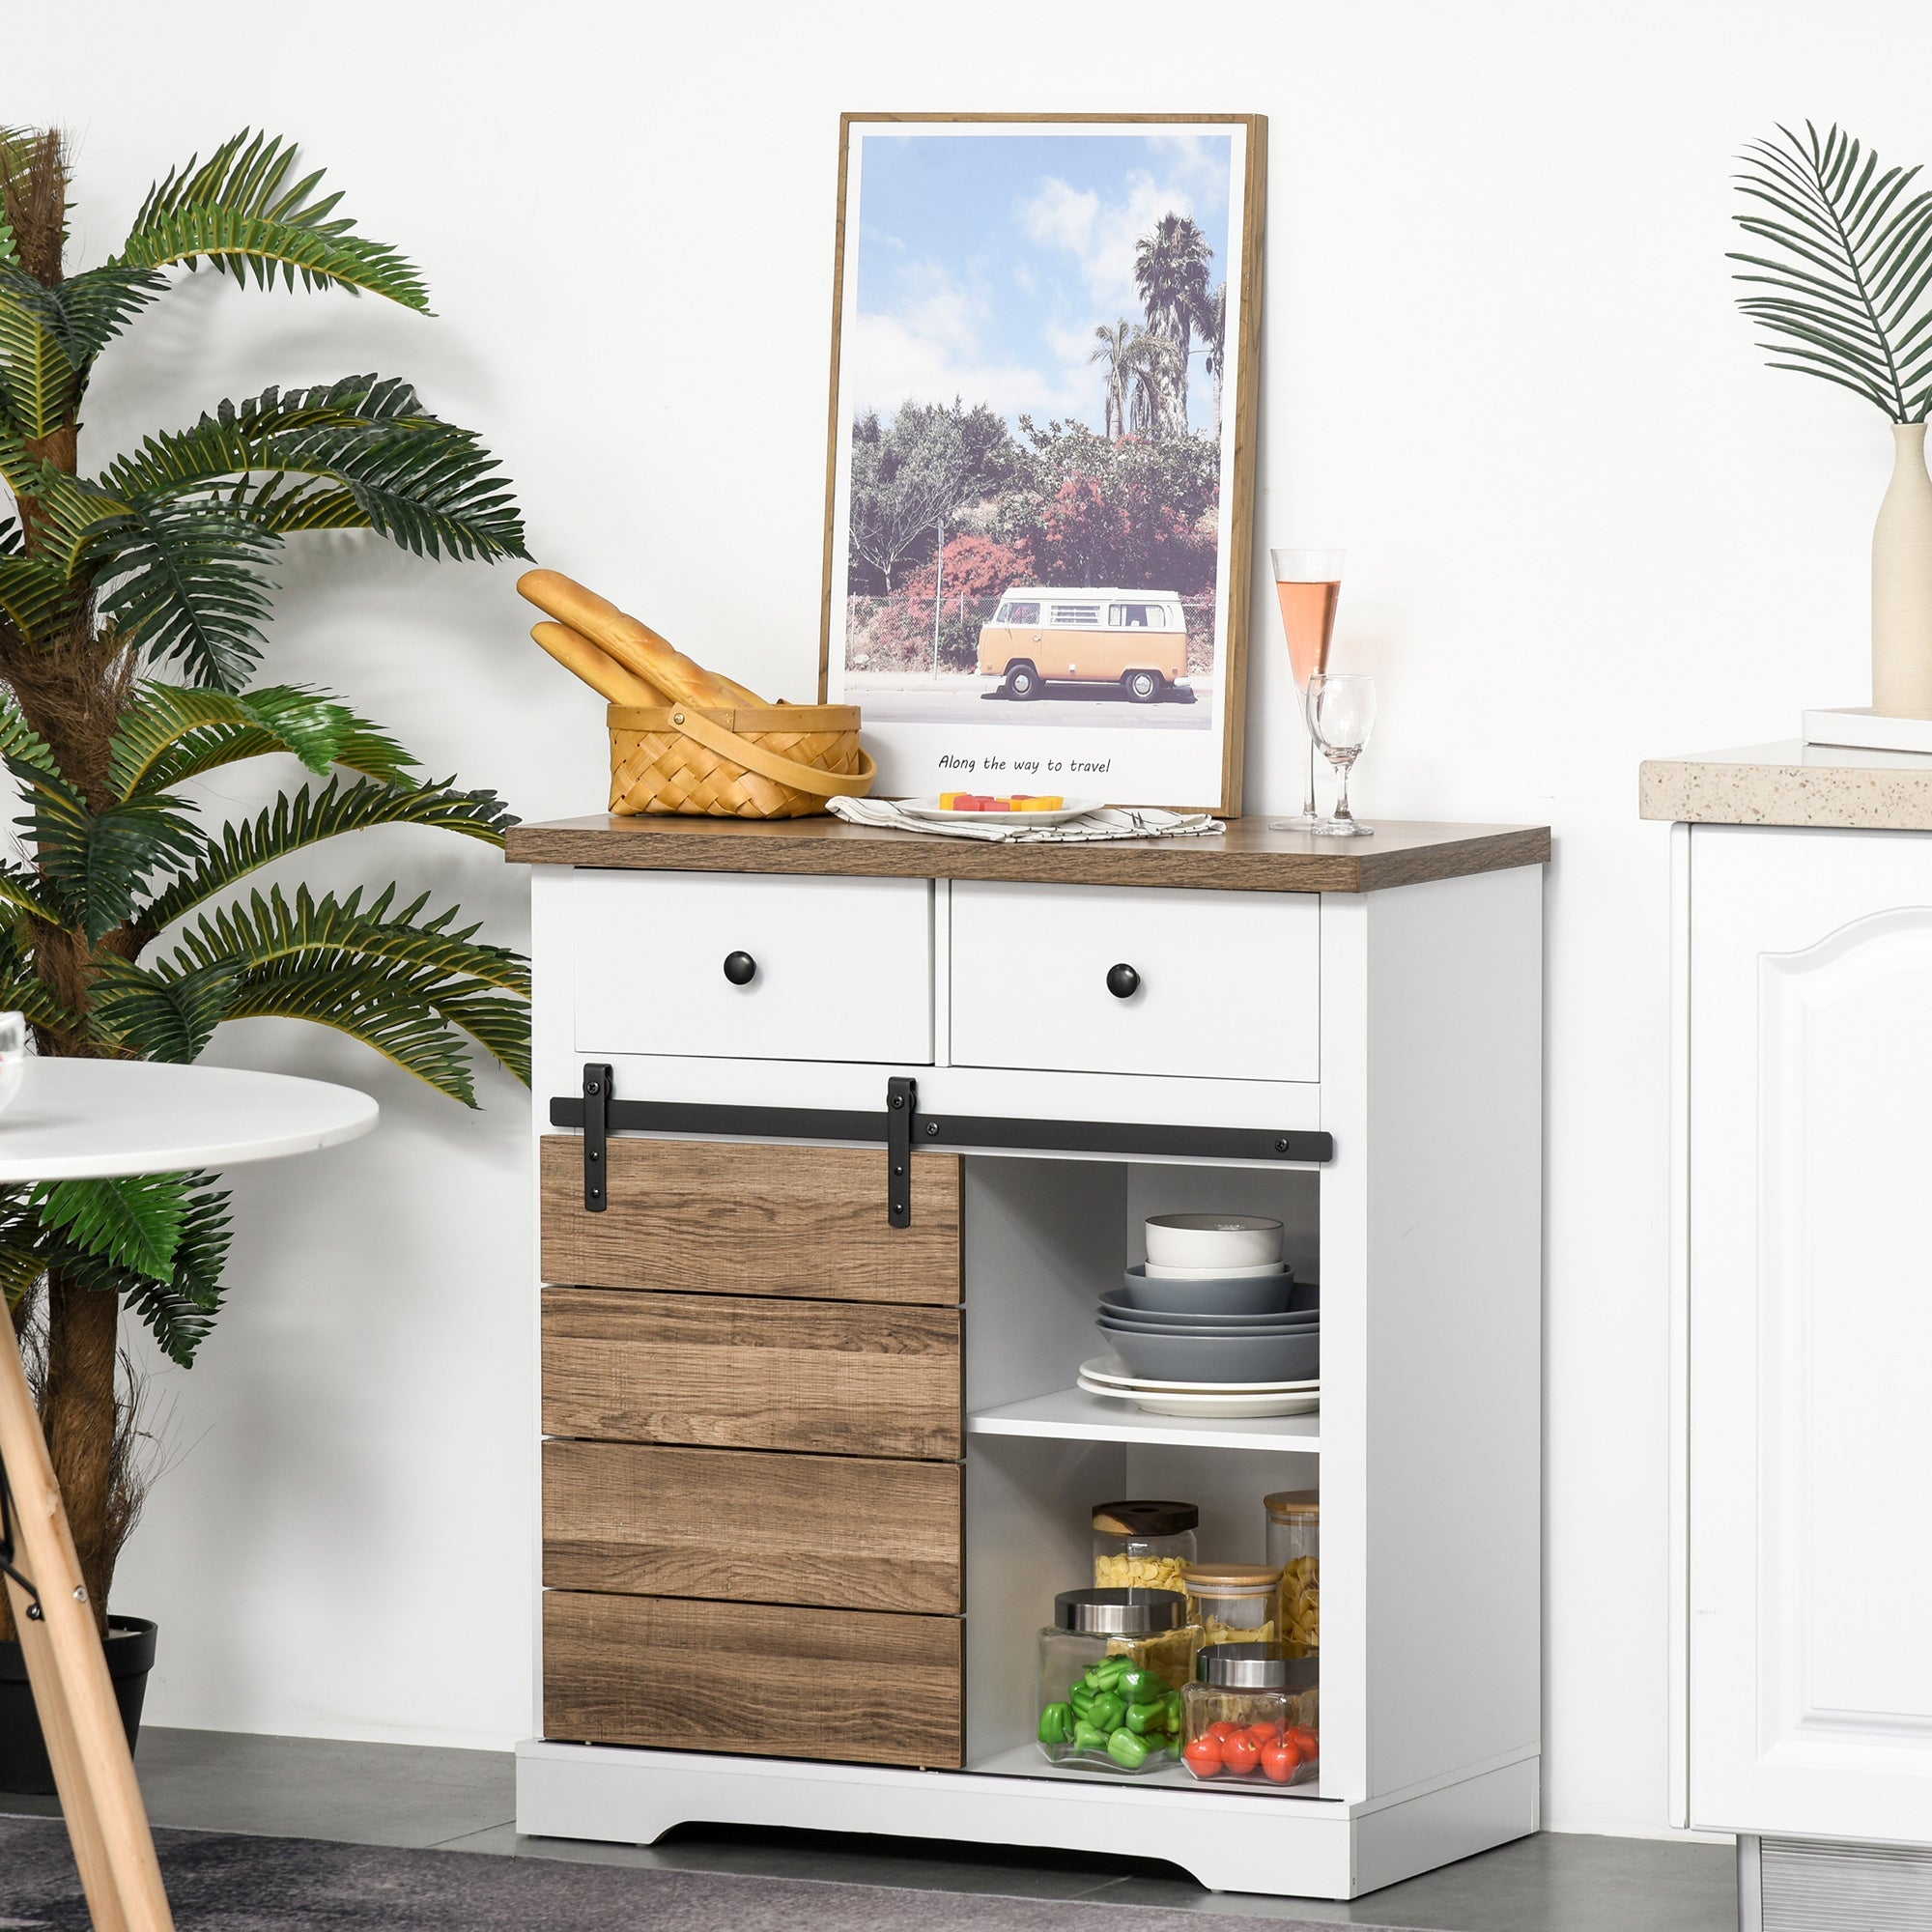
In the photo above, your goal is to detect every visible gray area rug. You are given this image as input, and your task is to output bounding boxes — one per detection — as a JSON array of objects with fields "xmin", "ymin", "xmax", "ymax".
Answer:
[{"xmin": 0, "ymin": 1817, "xmax": 1384, "ymax": 1932}]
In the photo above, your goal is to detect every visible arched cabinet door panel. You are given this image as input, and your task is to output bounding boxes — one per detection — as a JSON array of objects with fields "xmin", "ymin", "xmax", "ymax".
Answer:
[{"xmin": 1690, "ymin": 824, "xmax": 1932, "ymax": 1841}]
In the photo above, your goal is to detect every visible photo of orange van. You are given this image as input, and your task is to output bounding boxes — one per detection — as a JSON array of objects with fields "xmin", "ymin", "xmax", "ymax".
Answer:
[{"xmin": 978, "ymin": 589, "xmax": 1191, "ymax": 702}]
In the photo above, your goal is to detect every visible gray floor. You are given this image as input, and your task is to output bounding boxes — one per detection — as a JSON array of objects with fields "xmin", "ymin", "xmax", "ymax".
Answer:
[{"xmin": 0, "ymin": 1728, "xmax": 1736, "ymax": 1931}]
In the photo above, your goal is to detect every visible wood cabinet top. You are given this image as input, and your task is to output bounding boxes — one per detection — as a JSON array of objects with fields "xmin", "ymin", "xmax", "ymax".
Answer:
[{"xmin": 504, "ymin": 813, "xmax": 1550, "ymax": 893}]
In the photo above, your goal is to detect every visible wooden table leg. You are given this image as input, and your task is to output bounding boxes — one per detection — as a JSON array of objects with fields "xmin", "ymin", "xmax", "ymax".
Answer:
[{"xmin": 0, "ymin": 1296, "xmax": 172, "ymax": 1931}]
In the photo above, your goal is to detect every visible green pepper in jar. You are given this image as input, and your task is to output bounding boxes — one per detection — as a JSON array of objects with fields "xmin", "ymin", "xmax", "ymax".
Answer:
[
  {"xmin": 1106, "ymin": 1728, "xmax": 1151, "ymax": 1771},
  {"xmin": 1115, "ymin": 1666, "xmax": 1165, "ymax": 1707},
  {"xmin": 1072, "ymin": 1719, "xmax": 1109, "ymax": 1753},
  {"xmin": 1123, "ymin": 1701, "xmax": 1163, "ymax": 1735},
  {"xmin": 1085, "ymin": 1690, "xmax": 1125, "ymax": 1734},
  {"xmin": 1038, "ymin": 1702, "xmax": 1073, "ymax": 1746}
]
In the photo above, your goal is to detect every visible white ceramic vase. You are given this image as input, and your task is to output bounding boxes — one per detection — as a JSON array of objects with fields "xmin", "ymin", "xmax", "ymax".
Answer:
[{"xmin": 1872, "ymin": 422, "xmax": 1932, "ymax": 717}]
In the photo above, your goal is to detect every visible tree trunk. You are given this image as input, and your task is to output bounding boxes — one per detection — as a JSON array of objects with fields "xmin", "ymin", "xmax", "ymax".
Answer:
[{"xmin": 36, "ymin": 1270, "xmax": 121, "ymax": 1638}]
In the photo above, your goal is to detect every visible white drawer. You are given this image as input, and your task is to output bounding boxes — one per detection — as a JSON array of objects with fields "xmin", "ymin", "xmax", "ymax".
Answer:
[
  {"xmin": 949, "ymin": 882, "xmax": 1318, "ymax": 1082},
  {"xmin": 572, "ymin": 870, "xmax": 933, "ymax": 1065}
]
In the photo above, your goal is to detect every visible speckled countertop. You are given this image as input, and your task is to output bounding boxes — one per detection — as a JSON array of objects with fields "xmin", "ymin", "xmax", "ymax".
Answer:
[{"xmin": 1639, "ymin": 741, "xmax": 1932, "ymax": 829}]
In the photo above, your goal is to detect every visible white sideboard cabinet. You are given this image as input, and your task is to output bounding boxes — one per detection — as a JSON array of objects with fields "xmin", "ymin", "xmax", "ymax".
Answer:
[
  {"xmin": 507, "ymin": 813, "xmax": 1548, "ymax": 1899},
  {"xmin": 1647, "ymin": 745, "xmax": 1932, "ymax": 1925}
]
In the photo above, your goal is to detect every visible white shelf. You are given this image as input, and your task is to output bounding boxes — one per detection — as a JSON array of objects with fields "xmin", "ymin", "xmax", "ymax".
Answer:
[
  {"xmin": 966, "ymin": 1384, "xmax": 1321, "ymax": 1452},
  {"xmin": 967, "ymin": 1741, "xmax": 1327, "ymax": 1801}
]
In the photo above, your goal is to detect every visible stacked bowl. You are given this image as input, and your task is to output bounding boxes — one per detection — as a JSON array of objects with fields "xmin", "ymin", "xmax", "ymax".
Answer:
[{"xmin": 1097, "ymin": 1215, "xmax": 1318, "ymax": 1385}]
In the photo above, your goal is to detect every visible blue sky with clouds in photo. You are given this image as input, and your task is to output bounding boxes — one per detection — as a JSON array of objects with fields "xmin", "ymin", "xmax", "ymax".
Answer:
[{"xmin": 848, "ymin": 129, "xmax": 1234, "ymax": 438}]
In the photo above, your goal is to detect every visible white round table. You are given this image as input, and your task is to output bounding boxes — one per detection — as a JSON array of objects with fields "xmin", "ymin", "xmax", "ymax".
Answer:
[
  {"xmin": 0, "ymin": 1058, "xmax": 377, "ymax": 1929},
  {"xmin": 0, "ymin": 1059, "xmax": 378, "ymax": 1181}
]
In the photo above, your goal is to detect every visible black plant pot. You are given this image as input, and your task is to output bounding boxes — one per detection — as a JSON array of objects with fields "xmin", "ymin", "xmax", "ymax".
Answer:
[{"xmin": 0, "ymin": 1615, "xmax": 157, "ymax": 1796}]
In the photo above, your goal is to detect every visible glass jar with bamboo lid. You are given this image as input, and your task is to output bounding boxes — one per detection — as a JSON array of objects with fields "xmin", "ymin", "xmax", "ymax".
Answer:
[
  {"xmin": 1264, "ymin": 1490, "xmax": 1320, "ymax": 1654},
  {"xmin": 1181, "ymin": 1564, "xmax": 1285, "ymax": 1646}
]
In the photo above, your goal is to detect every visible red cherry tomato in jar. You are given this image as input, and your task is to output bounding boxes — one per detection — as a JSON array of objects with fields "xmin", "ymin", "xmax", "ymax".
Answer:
[
  {"xmin": 1261, "ymin": 1738, "xmax": 1303, "ymax": 1783},
  {"xmin": 1285, "ymin": 1724, "xmax": 1320, "ymax": 1757},
  {"xmin": 1182, "ymin": 1737, "xmax": 1224, "ymax": 1778},
  {"xmin": 1220, "ymin": 1731, "xmax": 1263, "ymax": 1775},
  {"xmin": 1245, "ymin": 1721, "xmax": 1281, "ymax": 1746},
  {"xmin": 1205, "ymin": 1720, "xmax": 1240, "ymax": 1742}
]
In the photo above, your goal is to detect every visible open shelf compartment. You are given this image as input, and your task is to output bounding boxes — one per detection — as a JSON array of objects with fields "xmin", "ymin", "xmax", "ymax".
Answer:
[{"xmin": 960, "ymin": 1153, "xmax": 1325, "ymax": 1796}]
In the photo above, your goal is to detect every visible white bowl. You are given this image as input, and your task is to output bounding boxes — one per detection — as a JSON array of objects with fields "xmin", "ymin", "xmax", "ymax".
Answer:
[
  {"xmin": 1143, "ymin": 1259, "xmax": 1287, "ymax": 1281},
  {"xmin": 1144, "ymin": 1213, "xmax": 1283, "ymax": 1269}
]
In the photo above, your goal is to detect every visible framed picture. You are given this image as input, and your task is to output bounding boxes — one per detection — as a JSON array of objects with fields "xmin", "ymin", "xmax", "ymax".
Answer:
[{"xmin": 818, "ymin": 112, "xmax": 1266, "ymax": 814}]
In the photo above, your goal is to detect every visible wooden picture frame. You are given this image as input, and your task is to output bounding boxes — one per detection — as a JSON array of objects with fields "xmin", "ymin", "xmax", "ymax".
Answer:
[{"xmin": 818, "ymin": 113, "xmax": 1267, "ymax": 816}]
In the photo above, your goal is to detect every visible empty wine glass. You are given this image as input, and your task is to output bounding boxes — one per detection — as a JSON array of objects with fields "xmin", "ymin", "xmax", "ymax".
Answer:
[
  {"xmin": 1269, "ymin": 547, "xmax": 1344, "ymax": 832},
  {"xmin": 1303, "ymin": 673, "xmax": 1377, "ymax": 838}
]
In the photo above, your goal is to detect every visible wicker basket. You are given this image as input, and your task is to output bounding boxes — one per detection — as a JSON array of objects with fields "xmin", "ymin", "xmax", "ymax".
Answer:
[{"xmin": 608, "ymin": 702, "xmax": 875, "ymax": 819}]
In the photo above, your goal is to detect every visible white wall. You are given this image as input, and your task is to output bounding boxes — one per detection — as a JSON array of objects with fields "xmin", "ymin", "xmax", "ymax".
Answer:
[{"xmin": 16, "ymin": 0, "xmax": 1914, "ymax": 1837}]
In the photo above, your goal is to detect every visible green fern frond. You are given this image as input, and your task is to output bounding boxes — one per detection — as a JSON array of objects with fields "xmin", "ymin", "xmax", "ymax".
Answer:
[
  {"xmin": 0, "ymin": 553, "xmax": 80, "ymax": 641},
  {"xmin": 29, "ymin": 1174, "xmax": 233, "ymax": 1365},
  {"xmin": 88, "ymin": 500, "xmax": 280, "ymax": 689},
  {"xmin": 90, "ymin": 954, "xmax": 242, "ymax": 1062},
  {"xmin": 0, "ymin": 692, "xmax": 62, "ymax": 779},
  {"xmin": 33, "ymin": 1172, "xmax": 187, "ymax": 1280},
  {"xmin": 0, "ymin": 864, "xmax": 62, "ymax": 926},
  {"xmin": 129, "ymin": 882, "xmax": 529, "ymax": 1098},
  {"xmin": 0, "ymin": 277, "xmax": 78, "ymax": 439},
  {"xmin": 110, "ymin": 681, "xmax": 357, "ymax": 797},
  {"xmin": 1733, "ymin": 121, "xmax": 1932, "ymax": 421},
  {"xmin": 131, "ymin": 703, "xmax": 420, "ymax": 795},
  {"xmin": 0, "ymin": 432, "xmax": 132, "ymax": 575},
  {"xmin": 163, "ymin": 882, "xmax": 528, "ymax": 994},
  {"xmin": 113, "ymin": 130, "xmax": 430, "ymax": 309},
  {"xmin": 136, "ymin": 775, "xmax": 511, "ymax": 932},
  {"xmin": 23, "ymin": 778, "xmax": 206, "ymax": 941},
  {"xmin": 38, "ymin": 264, "xmax": 171, "ymax": 365},
  {"xmin": 223, "ymin": 958, "xmax": 479, "ymax": 1100},
  {"xmin": 424, "ymin": 979, "xmax": 531, "ymax": 1086},
  {"xmin": 99, "ymin": 377, "xmax": 527, "ymax": 564}
]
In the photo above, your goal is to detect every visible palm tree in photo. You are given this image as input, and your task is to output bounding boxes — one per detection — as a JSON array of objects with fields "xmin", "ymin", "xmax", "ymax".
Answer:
[
  {"xmin": 1090, "ymin": 320, "xmax": 1136, "ymax": 441},
  {"xmin": 1134, "ymin": 213, "xmax": 1212, "ymax": 434},
  {"xmin": 1201, "ymin": 283, "xmax": 1228, "ymax": 442},
  {"xmin": 1122, "ymin": 328, "xmax": 1179, "ymax": 440}
]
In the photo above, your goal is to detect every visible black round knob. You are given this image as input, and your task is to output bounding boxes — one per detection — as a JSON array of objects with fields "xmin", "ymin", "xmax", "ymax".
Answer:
[
  {"xmin": 723, "ymin": 951, "xmax": 757, "ymax": 986},
  {"xmin": 1106, "ymin": 962, "xmax": 1141, "ymax": 1000}
]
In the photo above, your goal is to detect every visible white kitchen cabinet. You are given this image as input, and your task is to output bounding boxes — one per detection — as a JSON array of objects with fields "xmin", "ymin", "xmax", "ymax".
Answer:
[
  {"xmin": 1684, "ymin": 822, "xmax": 1932, "ymax": 1845},
  {"xmin": 510, "ymin": 813, "xmax": 1546, "ymax": 1898}
]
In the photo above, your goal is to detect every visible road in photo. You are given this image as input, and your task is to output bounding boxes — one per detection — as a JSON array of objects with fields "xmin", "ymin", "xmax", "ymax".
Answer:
[{"xmin": 847, "ymin": 670, "xmax": 1217, "ymax": 729}]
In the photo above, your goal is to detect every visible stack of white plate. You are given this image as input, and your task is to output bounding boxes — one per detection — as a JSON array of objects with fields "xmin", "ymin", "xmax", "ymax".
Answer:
[
  {"xmin": 1084, "ymin": 1214, "xmax": 1320, "ymax": 1416},
  {"xmin": 1078, "ymin": 1354, "xmax": 1320, "ymax": 1419}
]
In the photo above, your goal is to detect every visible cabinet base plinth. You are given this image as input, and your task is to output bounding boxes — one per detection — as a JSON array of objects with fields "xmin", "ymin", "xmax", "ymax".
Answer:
[{"xmin": 514, "ymin": 1741, "xmax": 1538, "ymax": 1900}]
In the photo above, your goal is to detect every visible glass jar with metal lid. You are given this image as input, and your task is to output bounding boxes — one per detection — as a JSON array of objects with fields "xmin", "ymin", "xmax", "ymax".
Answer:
[
  {"xmin": 1092, "ymin": 1499, "xmax": 1200, "ymax": 1596},
  {"xmin": 1182, "ymin": 1563, "xmax": 1284, "ymax": 1645},
  {"xmin": 1179, "ymin": 1643, "xmax": 1320, "ymax": 1787},
  {"xmin": 1264, "ymin": 1490, "xmax": 1320, "ymax": 1654},
  {"xmin": 1036, "ymin": 1588, "xmax": 1203, "ymax": 1774}
]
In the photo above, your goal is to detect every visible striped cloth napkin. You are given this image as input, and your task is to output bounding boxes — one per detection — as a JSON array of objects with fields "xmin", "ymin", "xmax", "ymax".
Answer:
[{"xmin": 829, "ymin": 796, "xmax": 1225, "ymax": 843}]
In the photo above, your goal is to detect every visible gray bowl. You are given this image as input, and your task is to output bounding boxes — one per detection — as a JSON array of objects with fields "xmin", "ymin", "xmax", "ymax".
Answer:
[
  {"xmin": 1097, "ymin": 1322, "xmax": 1321, "ymax": 1384},
  {"xmin": 1099, "ymin": 1314, "xmax": 1319, "ymax": 1342},
  {"xmin": 1100, "ymin": 1287, "xmax": 1316, "ymax": 1328},
  {"xmin": 1120, "ymin": 1264, "xmax": 1308, "ymax": 1317}
]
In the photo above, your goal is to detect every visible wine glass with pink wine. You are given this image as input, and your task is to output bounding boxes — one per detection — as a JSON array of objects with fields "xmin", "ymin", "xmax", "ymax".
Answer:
[{"xmin": 1269, "ymin": 548, "xmax": 1345, "ymax": 831}]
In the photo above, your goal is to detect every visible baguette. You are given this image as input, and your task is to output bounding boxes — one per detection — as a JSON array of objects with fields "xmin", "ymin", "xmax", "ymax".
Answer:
[
  {"xmin": 517, "ymin": 569, "xmax": 765, "ymax": 708},
  {"xmin": 530, "ymin": 621, "xmax": 668, "ymax": 706}
]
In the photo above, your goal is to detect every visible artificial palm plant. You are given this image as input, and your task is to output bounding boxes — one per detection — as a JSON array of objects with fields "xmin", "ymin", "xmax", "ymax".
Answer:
[
  {"xmin": 1732, "ymin": 121, "xmax": 1932, "ymax": 719},
  {"xmin": 0, "ymin": 127, "xmax": 529, "ymax": 1641}
]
